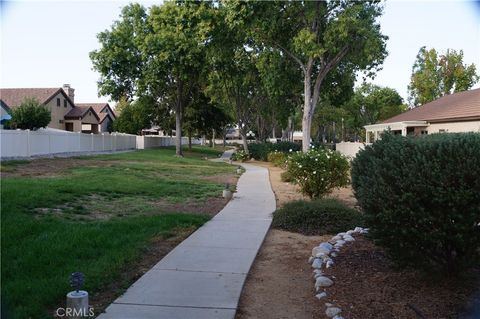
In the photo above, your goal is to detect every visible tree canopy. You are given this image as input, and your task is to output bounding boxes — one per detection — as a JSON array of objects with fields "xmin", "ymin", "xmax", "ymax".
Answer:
[
  {"xmin": 11, "ymin": 98, "xmax": 51, "ymax": 130},
  {"xmin": 408, "ymin": 47, "xmax": 479, "ymax": 107},
  {"xmin": 223, "ymin": 0, "xmax": 388, "ymax": 150}
]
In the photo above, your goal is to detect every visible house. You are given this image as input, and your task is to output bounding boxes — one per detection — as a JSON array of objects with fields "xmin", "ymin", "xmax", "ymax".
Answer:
[
  {"xmin": 75, "ymin": 103, "xmax": 116, "ymax": 133},
  {"xmin": 0, "ymin": 84, "xmax": 116, "ymax": 133},
  {"xmin": 364, "ymin": 88, "xmax": 480, "ymax": 142}
]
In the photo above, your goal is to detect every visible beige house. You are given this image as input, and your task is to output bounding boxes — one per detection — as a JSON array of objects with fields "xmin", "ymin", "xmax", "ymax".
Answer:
[
  {"xmin": 0, "ymin": 85, "xmax": 116, "ymax": 133},
  {"xmin": 364, "ymin": 88, "xmax": 480, "ymax": 142}
]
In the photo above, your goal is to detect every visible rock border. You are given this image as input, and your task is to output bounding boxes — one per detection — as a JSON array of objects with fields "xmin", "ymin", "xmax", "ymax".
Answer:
[{"xmin": 308, "ymin": 226, "xmax": 369, "ymax": 319}]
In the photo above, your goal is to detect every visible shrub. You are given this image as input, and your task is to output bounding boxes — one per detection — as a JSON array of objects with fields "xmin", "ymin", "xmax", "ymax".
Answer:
[
  {"xmin": 286, "ymin": 148, "xmax": 350, "ymax": 199},
  {"xmin": 249, "ymin": 141, "xmax": 301, "ymax": 161},
  {"xmin": 267, "ymin": 151, "xmax": 287, "ymax": 167},
  {"xmin": 230, "ymin": 149, "xmax": 249, "ymax": 162},
  {"xmin": 11, "ymin": 98, "xmax": 51, "ymax": 130},
  {"xmin": 280, "ymin": 170, "xmax": 294, "ymax": 182},
  {"xmin": 352, "ymin": 133, "xmax": 480, "ymax": 273},
  {"xmin": 272, "ymin": 198, "xmax": 364, "ymax": 235}
]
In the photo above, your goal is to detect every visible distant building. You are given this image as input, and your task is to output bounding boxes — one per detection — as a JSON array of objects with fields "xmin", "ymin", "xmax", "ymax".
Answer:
[
  {"xmin": 364, "ymin": 88, "xmax": 480, "ymax": 142},
  {"xmin": 0, "ymin": 84, "xmax": 116, "ymax": 133}
]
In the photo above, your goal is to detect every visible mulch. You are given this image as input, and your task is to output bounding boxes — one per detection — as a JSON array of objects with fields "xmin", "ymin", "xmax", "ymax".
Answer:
[{"xmin": 323, "ymin": 235, "xmax": 480, "ymax": 319}]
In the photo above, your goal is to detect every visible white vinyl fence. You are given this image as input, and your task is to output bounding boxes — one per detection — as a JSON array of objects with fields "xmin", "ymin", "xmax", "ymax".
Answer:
[
  {"xmin": 136, "ymin": 135, "xmax": 202, "ymax": 149},
  {"xmin": 1, "ymin": 129, "xmax": 136, "ymax": 158},
  {"xmin": 0, "ymin": 129, "xmax": 206, "ymax": 159},
  {"xmin": 335, "ymin": 142, "xmax": 369, "ymax": 158}
]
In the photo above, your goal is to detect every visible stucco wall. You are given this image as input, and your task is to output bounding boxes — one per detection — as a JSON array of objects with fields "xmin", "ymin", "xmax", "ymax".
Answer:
[
  {"xmin": 427, "ymin": 121, "xmax": 480, "ymax": 134},
  {"xmin": 45, "ymin": 93, "xmax": 74, "ymax": 130}
]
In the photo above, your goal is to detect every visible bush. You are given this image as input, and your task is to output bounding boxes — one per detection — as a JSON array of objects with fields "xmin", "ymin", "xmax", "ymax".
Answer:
[
  {"xmin": 11, "ymin": 98, "xmax": 51, "ymax": 130},
  {"xmin": 230, "ymin": 149, "xmax": 249, "ymax": 162},
  {"xmin": 272, "ymin": 199, "xmax": 364, "ymax": 235},
  {"xmin": 352, "ymin": 133, "xmax": 480, "ymax": 273},
  {"xmin": 280, "ymin": 170, "xmax": 294, "ymax": 182},
  {"xmin": 286, "ymin": 148, "xmax": 350, "ymax": 199},
  {"xmin": 267, "ymin": 151, "xmax": 287, "ymax": 167},
  {"xmin": 249, "ymin": 141, "xmax": 301, "ymax": 161}
]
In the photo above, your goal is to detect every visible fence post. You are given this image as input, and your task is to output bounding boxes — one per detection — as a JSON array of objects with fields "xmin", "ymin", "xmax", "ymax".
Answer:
[
  {"xmin": 78, "ymin": 132, "xmax": 81, "ymax": 152},
  {"xmin": 91, "ymin": 133, "xmax": 94, "ymax": 152},
  {"xmin": 26, "ymin": 129, "xmax": 31, "ymax": 157},
  {"xmin": 102, "ymin": 133, "xmax": 105, "ymax": 151}
]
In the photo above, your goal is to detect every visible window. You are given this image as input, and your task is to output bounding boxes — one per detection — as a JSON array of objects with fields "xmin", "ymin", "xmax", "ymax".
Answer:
[
  {"xmin": 56, "ymin": 98, "xmax": 60, "ymax": 106},
  {"xmin": 64, "ymin": 99, "xmax": 67, "ymax": 107},
  {"xmin": 421, "ymin": 130, "xmax": 428, "ymax": 135},
  {"xmin": 439, "ymin": 129, "xmax": 446, "ymax": 133}
]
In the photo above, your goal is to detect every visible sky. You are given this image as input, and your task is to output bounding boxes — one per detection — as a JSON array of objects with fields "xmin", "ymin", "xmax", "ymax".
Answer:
[{"xmin": 1, "ymin": 0, "xmax": 479, "ymax": 105}]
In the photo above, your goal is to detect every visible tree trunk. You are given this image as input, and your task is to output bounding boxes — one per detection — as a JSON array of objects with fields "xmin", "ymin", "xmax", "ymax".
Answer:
[
  {"xmin": 188, "ymin": 131, "xmax": 192, "ymax": 151},
  {"xmin": 241, "ymin": 132, "xmax": 249, "ymax": 154},
  {"xmin": 302, "ymin": 75, "xmax": 313, "ymax": 152},
  {"xmin": 223, "ymin": 128, "xmax": 227, "ymax": 148},
  {"xmin": 212, "ymin": 128, "xmax": 215, "ymax": 149},
  {"xmin": 175, "ymin": 102, "xmax": 183, "ymax": 157}
]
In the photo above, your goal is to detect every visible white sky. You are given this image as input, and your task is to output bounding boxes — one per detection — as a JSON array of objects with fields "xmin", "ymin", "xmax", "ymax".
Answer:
[{"xmin": 1, "ymin": 0, "xmax": 479, "ymax": 105}]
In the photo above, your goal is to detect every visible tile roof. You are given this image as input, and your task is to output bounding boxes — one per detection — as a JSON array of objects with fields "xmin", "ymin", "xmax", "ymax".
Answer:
[
  {"xmin": 383, "ymin": 88, "xmax": 480, "ymax": 123},
  {"xmin": 76, "ymin": 103, "xmax": 108, "ymax": 115},
  {"xmin": 64, "ymin": 106, "xmax": 90, "ymax": 119},
  {"xmin": 98, "ymin": 113, "xmax": 112, "ymax": 123},
  {"xmin": 0, "ymin": 88, "xmax": 70, "ymax": 108}
]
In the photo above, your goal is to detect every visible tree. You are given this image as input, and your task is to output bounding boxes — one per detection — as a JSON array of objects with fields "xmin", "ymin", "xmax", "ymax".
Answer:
[
  {"xmin": 343, "ymin": 83, "xmax": 406, "ymax": 139},
  {"xmin": 408, "ymin": 47, "xmax": 479, "ymax": 107},
  {"xmin": 224, "ymin": 1, "xmax": 387, "ymax": 151},
  {"xmin": 112, "ymin": 97, "xmax": 154, "ymax": 135},
  {"xmin": 91, "ymin": 2, "xmax": 214, "ymax": 156},
  {"xmin": 11, "ymin": 98, "xmax": 51, "ymax": 130}
]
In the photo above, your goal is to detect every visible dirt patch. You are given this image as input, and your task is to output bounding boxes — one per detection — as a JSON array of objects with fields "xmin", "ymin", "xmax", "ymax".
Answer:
[
  {"xmin": 0, "ymin": 158, "xmax": 115, "ymax": 178},
  {"xmin": 200, "ymin": 173, "xmax": 239, "ymax": 187},
  {"xmin": 323, "ymin": 234, "xmax": 480, "ymax": 319},
  {"xmin": 236, "ymin": 161, "xmax": 334, "ymax": 319},
  {"xmin": 236, "ymin": 230, "xmax": 328, "ymax": 319},
  {"xmin": 35, "ymin": 194, "xmax": 230, "ymax": 221}
]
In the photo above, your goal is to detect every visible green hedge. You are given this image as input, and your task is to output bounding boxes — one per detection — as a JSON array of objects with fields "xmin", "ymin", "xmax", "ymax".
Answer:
[
  {"xmin": 249, "ymin": 141, "xmax": 300, "ymax": 161},
  {"xmin": 351, "ymin": 133, "xmax": 480, "ymax": 273},
  {"xmin": 272, "ymin": 199, "xmax": 364, "ymax": 235}
]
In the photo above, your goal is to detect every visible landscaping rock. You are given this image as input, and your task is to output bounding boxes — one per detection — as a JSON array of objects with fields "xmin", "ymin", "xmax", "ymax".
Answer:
[
  {"xmin": 331, "ymin": 235, "xmax": 342, "ymax": 242},
  {"xmin": 333, "ymin": 315, "xmax": 345, "ymax": 319},
  {"xmin": 326, "ymin": 307, "xmax": 342, "ymax": 318},
  {"xmin": 319, "ymin": 242, "xmax": 333, "ymax": 251},
  {"xmin": 312, "ymin": 246, "xmax": 330, "ymax": 256},
  {"xmin": 326, "ymin": 260, "xmax": 334, "ymax": 268},
  {"xmin": 315, "ymin": 276, "xmax": 333, "ymax": 288},
  {"xmin": 343, "ymin": 234, "xmax": 355, "ymax": 242},
  {"xmin": 308, "ymin": 256, "xmax": 314, "ymax": 264},
  {"xmin": 331, "ymin": 252, "xmax": 338, "ymax": 257},
  {"xmin": 354, "ymin": 226, "xmax": 363, "ymax": 233},
  {"xmin": 315, "ymin": 292, "xmax": 327, "ymax": 299},
  {"xmin": 312, "ymin": 258, "xmax": 323, "ymax": 269},
  {"xmin": 346, "ymin": 230, "xmax": 354, "ymax": 235}
]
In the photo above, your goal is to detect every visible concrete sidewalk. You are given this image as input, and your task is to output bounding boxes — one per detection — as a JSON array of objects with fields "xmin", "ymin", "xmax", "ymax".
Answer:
[{"xmin": 98, "ymin": 156, "xmax": 275, "ymax": 319}]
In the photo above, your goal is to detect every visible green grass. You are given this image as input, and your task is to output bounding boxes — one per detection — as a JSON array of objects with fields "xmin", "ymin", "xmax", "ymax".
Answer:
[{"xmin": 1, "ymin": 146, "xmax": 232, "ymax": 319}]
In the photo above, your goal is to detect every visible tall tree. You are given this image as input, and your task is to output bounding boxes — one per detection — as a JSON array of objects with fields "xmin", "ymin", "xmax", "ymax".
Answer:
[
  {"xmin": 91, "ymin": 2, "xmax": 214, "ymax": 156},
  {"xmin": 343, "ymin": 83, "xmax": 406, "ymax": 138},
  {"xmin": 408, "ymin": 47, "xmax": 479, "ymax": 107},
  {"xmin": 224, "ymin": 1, "xmax": 388, "ymax": 151}
]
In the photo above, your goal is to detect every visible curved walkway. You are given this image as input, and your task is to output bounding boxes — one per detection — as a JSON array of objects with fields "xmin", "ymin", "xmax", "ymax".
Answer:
[{"xmin": 99, "ymin": 153, "xmax": 276, "ymax": 319}]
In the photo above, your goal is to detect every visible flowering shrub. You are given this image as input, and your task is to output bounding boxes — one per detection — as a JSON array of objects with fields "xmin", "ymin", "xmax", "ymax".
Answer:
[
  {"xmin": 267, "ymin": 151, "xmax": 287, "ymax": 168},
  {"xmin": 230, "ymin": 149, "xmax": 249, "ymax": 162},
  {"xmin": 286, "ymin": 148, "xmax": 349, "ymax": 199}
]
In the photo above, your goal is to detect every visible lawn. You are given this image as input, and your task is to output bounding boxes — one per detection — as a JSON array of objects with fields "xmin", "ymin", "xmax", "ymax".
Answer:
[{"xmin": 1, "ymin": 146, "xmax": 233, "ymax": 319}]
